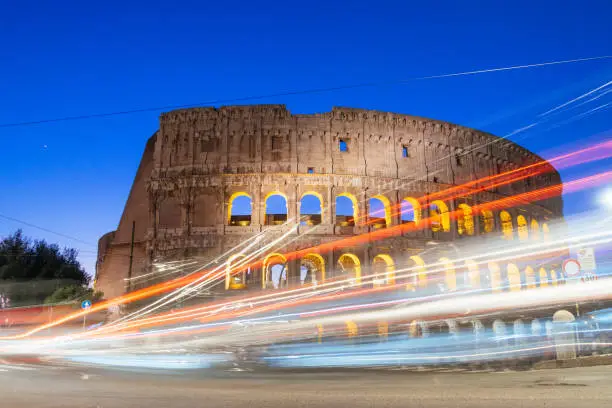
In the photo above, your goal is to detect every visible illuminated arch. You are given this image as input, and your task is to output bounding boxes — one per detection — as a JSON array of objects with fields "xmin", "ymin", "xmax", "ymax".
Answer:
[
  {"xmin": 226, "ymin": 254, "xmax": 248, "ymax": 290},
  {"xmin": 542, "ymin": 223, "xmax": 550, "ymax": 241},
  {"xmin": 430, "ymin": 200, "xmax": 450, "ymax": 232},
  {"xmin": 301, "ymin": 253, "xmax": 326, "ymax": 284},
  {"xmin": 488, "ymin": 262, "xmax": 502, "ymax": 293},
  {"xmin": 439, "ymin": 257, "xmax": 456, "ymax": 291},
  {"xmin": 264, "ymin": 192, "xmax": 288, "ymax": 225},
  {"xmin": 409, "ymin": 320, "xmax": 429, "ymax": 338},
  {"xmin": 457, "ymin": 203, "xmax": 474, "ymax": 236},
  {"xmin": 300, "ymin": 191, "xmax": 323, "ymax": 226},
  {"xmin": 550, "ymin": 269, "xmax": 559, "ymax": 286},
  {"xmin": 409, "ymin": 255, "xmax": 427, "ymax": 290},
  {"xmin": 465, "ymin": 260, "xmax": 480, "ymax": 289},
  {"xmin": 338, "ymin": 253, "xmax": 362, "ymax": 284},
  {"xmin": 369, "ymin": 195, "xmax": 391, "ymax": 228},
  {"xmin": 530, "ymin": 219, "xmax": 540, "ymax": 240},
  {"xmin": 372, "ymin": 254, "xmax": 395, "ymax": 286},
  {"xmin": 227, "ymin": 192, "xmax": 252, "ymax": 226},
  {"xmin": 262, "ymin": 253, "xmax": 287, "ymax": 289},
  {"xmin": 517, "ymin": 215, "xmax": 529, "ymax": 241},
  {"xmin": 538, "ymin": 267, "xmax": 549, "ymax": 288},
  {"xmin": 524, "ymin": 266, "xmax": 536, "ymax": 289},
  {"xmin": 401, "ymin": 197, "xmax": 421, "ymax": 225},
  {"xmin": 335, "ymin": 193, "xmax": 358, "ymax": 226},
  {"xmin": 345, "ymin": 321, "xmax": 358, "ymax": 338},
  {"xmin": 480, "ymin": 210, "xmax": 494, "ymax": 233},
  {"xmin": 500, "ymin": 211, "xmax": 513, "ymax": 240},
  {"xmin": 507, "ymin": 263, "xmax": 521, "ymax": 292}
]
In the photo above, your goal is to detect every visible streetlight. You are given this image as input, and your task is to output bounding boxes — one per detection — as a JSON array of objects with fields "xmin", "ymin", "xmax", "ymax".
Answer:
[{"xmin": 598, "ymin": 188, "xmax": 612, "ymax": 211}]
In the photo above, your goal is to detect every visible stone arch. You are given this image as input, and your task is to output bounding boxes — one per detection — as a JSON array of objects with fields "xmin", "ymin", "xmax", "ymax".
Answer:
[
  {"xmin": 506, "ymin": 263, "xmax": 521, "ymax": 291},
  {"xmin": 262, "ymin": 253, "xmax": 287, "ymax": 289},
  {"xmin": 430, "ymin": 200, "xmax": 450, "ymax": 232},
  {"xmin": 400, "ymin": 197, "xmax": 421, "ymax": 224},
  {"xmin": 524, "ymin": 266, "xmax": 536, "ymax": 289},
  {"xmin": 530, "ymin": 219, "xmax": 540, "ymax": 240},
  {"xmin": 550, "ymin": 269, "xmax": 561, "ymax": 286},
  {"xmin": 299, "ymin": 191, "xmax": 323, "ymax": 226},
  {"xmin": 514, "ymin": 319, "xmax": 527, "ymax": 345},
  {"xmin": 457, "ymin": 203, "xmax": 475, "ymax": 236},
  {"xmin": 480, "ymin": 209, "xmax": 494, "ymax": 233},
  {"xmin": 538, "ymin": 267, "xmax": 549, "ymax": 287},
  {"xmin": 517, "ymin": 215, "xmax": 529, "ymax": 241},
  {"xmin": 439, "ymin": 257, "xmax": 457, "ymax": 291},
  {"xmin": 472, "ymin": 319, "xmax": 485, "ymax": 336},
  {"xmin": 465, "ymin": 259, "xmax": 480, "ymax": 289},
  {"xmin": 531, "ymin": 318, "xmax": 543, "ymax": 336},
  {"xmin": 408, "ymin": 255, "xmax": 427, "ymax": 290},
  {"xmin": 225, "ymin": 254, "xmax": 249, "ymax": 290},
  {"xmin": 337, "ymin": 253, "xmax": 362, "ymax": 284},
  {"xmin": 500, "ymin": 210, "xmax": 514, "ymax": 240},
  {"xmin": 409, "ymin": 320, "xmax": 429, "ymax": 338},
  {"xmin": 301, "ymin": 253, "xmax": 326, "ymax": 284},
  {"xmin": 552, "ymin": 310, "xmax": 577, "ymax": 360},
  {"xmin": 264, "ymin": 192, "xmax": 288, "ymax": 225},
  {"xmin": 542, "ymin": 223, "xmax": 550, "ymax": 240},
  {"xmin": 227, "ymin": 192, "xmax": 252, "ymax": 226},
  {"xmin": 372, "ymin": 254, "xmax": 395, "ymax": 286},
  {"xmin": 369, "ymin": 195, "xmax": 391, "ymax": 228},
  {"xmin": 488, "ymin": 262, "xmax": 502, "ymax": 293},
  {"xmin": 335, "ymin": 192, "xmax": 358, "ymax": 226}
]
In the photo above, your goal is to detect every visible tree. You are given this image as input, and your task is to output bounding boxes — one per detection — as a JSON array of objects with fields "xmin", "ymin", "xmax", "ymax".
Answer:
[
  {"xmin": 0, "ymin": 230, "xmax": 91, "ymax": 306},
  {"xmin": 44, "ymin": 284, "xmax": 103, "ymax": 305}
]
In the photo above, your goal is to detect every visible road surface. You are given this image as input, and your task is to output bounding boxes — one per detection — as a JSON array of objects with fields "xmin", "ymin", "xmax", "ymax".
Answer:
[{"xmin": 1, "ymin": 357, "xmax": 611, "ymax": 407}]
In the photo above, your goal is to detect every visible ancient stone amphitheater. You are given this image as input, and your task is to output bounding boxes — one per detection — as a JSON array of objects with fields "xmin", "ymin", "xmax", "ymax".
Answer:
[{"xmin": 95, "ymin": 105, "xmax": 564, "ymax": 300}]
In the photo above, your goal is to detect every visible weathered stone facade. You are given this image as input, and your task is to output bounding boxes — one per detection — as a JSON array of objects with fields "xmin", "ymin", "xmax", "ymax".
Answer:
[{"xmin": 95, "ymin": 105, "xmax": 563, "ymax": 299}]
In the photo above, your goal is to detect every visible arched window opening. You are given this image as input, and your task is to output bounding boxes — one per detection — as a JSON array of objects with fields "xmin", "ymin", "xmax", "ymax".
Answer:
[
  {"xmin": 480, "ymin": 210, "xmax": 494, "ymax": 234},
  {"xmin": 500, "ymin": 211, "xmax": 514, "ymax": 240},
  {"xmin": 542, "ymin": 223, "xmax": 550, "ymax": 241},
  {"xmin": 372, "ymin": 254, "xmax": 395, "ymax": 286},
  {"xmin": 369, "ymin": 196, "xmax": 390, "ymax": 228},
  {"xmin": 538, "ymin": 267, "xmax": 549, "ymax": 287},
  {"xmin": 265, "ymin": 193, "xmax": 288, "ymax": 225},
  {"xmin": 439, "ymin": 257, "xmax": 457, "ymax": 292},
  {"xmin": 401, "ymin": 197, "xmax": 421, "ymax": 225},
  {"xmin": 525, "ymin": 266, "xmax": 536, "ymax": 289},
  {"xmin": 262, "ymin": 253, "xmax": 287, "ymax": 289},
  {"xmin": 517, "ymin": 215, "xmax": 529, "ymax": 241},
  {"xmin": 465, "ymin": 260, "xmax": 480, "ymax": 289},
  {"xmin": 335, "ymin": 193, "xmax": 357, "ymax": 226},
  {"xmin": 228, "ymin": 193, "xmax": 252, "ymax": 226},
  {"xmin": 457, "ymin": 203, "xmax": 474, "ymax": 236},
  {"xmin": 530, "ymin": 219, "xmax": 540, "ymax": 240},
  {"xmin": 507, "ymin": 263, "xmax": 521, "ymax": 292},
  {"xmin": 301, "ymin": 253, "xmax": 325, "ymax": 285},
  {"xmin": 226, "ymin": 254, "xmax": 250, "ymax": 290},
  {"xmin": 408, "ymin": 255, "xmax": 427, "ymax": 290},
  {"xmin": 430, "ymin": 200, "xmax": 450, "ymax": 232},
  {"xmin": 488, "ymin": 262, "xmax": 502, "ymax": 293},
  {"xmin": 337, "ymin": 253, "xmax": 361, "ymax": 284},
  {"xmin": 300, "ymin": 193, "xmax": 322, "ymax": 226}
]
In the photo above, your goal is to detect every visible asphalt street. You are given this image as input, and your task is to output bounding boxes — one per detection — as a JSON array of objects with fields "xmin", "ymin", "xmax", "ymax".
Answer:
[{"xmin": 1, "ymin": 356, "xmax": 611, "ymax": 408}]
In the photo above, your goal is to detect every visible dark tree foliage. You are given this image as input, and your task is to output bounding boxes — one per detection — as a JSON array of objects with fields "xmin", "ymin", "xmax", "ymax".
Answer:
[
  {"xmin": 0, "ymin": 230, "xmax": 89, "ymax": 283},
  {"xmin": 44, "ymin": 284, "xmax": 103, "ymax": 305}
]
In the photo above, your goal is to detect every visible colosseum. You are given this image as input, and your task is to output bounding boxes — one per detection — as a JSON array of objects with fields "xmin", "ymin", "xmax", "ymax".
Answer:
[{"xmin": 95, "ymin": 105, "xmax": 565, "ymax": 301}]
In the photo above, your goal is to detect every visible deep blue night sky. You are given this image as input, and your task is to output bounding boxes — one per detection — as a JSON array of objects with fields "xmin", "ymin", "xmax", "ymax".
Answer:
[{"xmin": 0, "ymin": 1, "xmax": 610, "ymax": 275}]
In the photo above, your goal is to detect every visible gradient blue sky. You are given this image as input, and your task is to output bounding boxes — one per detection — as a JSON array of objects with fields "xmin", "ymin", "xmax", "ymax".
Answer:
[{"xmin": 0, "ymin": 1, "xmax": 610, "ymax": 276}]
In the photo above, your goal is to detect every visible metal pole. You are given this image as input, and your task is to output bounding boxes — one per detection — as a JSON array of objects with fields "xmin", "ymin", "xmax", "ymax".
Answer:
[{"xmin": 127, "ymin": 221, "xmax": 136, "ymax": 293}]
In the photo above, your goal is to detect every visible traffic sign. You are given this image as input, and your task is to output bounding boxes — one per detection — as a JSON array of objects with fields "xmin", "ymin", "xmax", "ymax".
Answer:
[
  {"xmin": 563, "ymin": 259, "xmax": 581, "ymax": 278},
  {"xmin": 81, "ymin": 300, "xmax": 92, "ymax": 309},
  {"xmin": 577, "ymin": 248, "xmax": 597, "ymax": 272}
]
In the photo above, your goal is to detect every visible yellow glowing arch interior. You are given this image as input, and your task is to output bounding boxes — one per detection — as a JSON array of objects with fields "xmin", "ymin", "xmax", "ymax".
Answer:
[
  {"xmin": 262, "ymin": 252, "xmax": 287, "ymax": 289},
  {"xmin": 538, "ymin": 267, "xmax": 548, "ymax": 287},
  {"xmin": 457, "ymin": 203, "xmax": 474, "ymax": 236},
  {"xmin": 524, "ymin": 266, "xmax": 536, "ymax": 289},
  {"xmin": 301, "ymin": 253, "xmax": 326, "ymax": 282},
  {"xmin": 500, "ymin": 211, "xmax": 513, "ymax": 240},
  {"xmin": 481, "ymin": 210, "xmax": 494, "ymax": 233},
  {"xmin": 430, "ymin": 200, "xmax": 450, "ymax": 232},
  {"xmin": 439, "ymin": 257, "xmax": 456, "ymax": 291},
  {"xmin": 465, "ymin": 259, "xmax": 480, "ymax": 288},
  {"xmin": 338, "ymin": 253, "xmax": 362, "ymax": 284},
  {"xmin": 517, "ymin": 215, "xmax": 529, "ymax": 241},
  {"xmin": 409, "ymin": 255, "xmax": 427, "ymax": 290},
  {"xmin": 542, "ymin": 223, "xmax": 550, "ymax": 240},
  {"xmin": 488, "ymin": 262, "xmax": 502, "ymax": 292},
  {"xmin": 372, "ymin": 254, "xmax": 396, "ymax": 285},
  {"xmin": 530, "ymin": 219, "xmax": 540, "ymax": 240},
  {"xmin": 401, "ymin": 197, "xmax": 421, "ymax": 224},
  {"xmin": 507, "ymin": 263, "xmax": 521, "ymax": 292},
  {"xmin": 370, "ymin": 194, "xmax": 392, "ymax": 227},
  {"xmin": 226, "ymin": 253, "xmax": 247, "ymax": 290},
  {"xmin": 227, "ymin": 192, "xmax": 252, "ymax": 225}
]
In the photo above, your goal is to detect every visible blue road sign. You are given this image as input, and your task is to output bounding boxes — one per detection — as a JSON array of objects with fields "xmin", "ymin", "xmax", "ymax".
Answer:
[{"xmin": 81, "ymin": 300, "xmax": 92, "ymax": 309}]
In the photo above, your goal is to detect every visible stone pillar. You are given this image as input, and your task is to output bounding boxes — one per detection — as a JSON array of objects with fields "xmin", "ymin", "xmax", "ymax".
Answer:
[{"xmin": 325, "ymin": 186, "xmax": 334, "ymax": 225}]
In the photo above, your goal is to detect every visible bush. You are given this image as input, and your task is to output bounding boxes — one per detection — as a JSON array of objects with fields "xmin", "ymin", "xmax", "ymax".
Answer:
[{"xmin": 44, "ymin": 284, "xmax": 103, "ymax": 305}]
